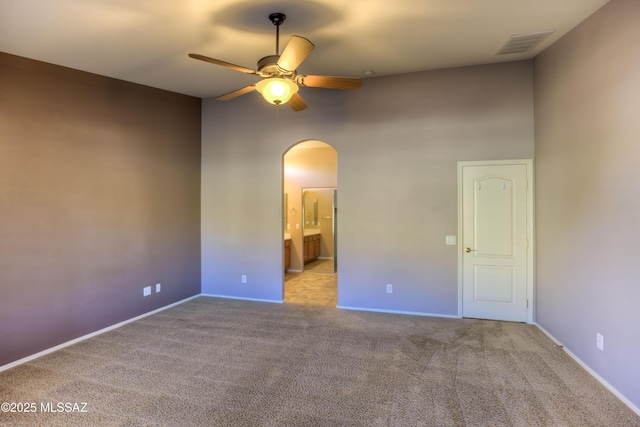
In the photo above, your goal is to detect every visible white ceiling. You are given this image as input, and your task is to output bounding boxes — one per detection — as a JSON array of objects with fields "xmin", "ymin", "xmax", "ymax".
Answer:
[{"xmin": 0, "ymin": 0, "xmax": 609, "ymax": 99}]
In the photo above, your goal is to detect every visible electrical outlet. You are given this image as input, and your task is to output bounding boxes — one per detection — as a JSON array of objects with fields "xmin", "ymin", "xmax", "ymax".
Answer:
[
  {"xmin": 241, "ymin": 275, "xmax": 247, "ymax": 284},
  {"xmin": 446, "ymin": 235, "xmax": 457, "ymax": 245},
  {"xmin": 143, "ymin": 286, "xmax": 151, "ymax": 297},
  {"xmin": 156, "ymin": 283, "xmax": 161, "ymax": 293},
  {"xmin": 596, "ymin": 333, "xmax": 604, "ymax": 351},
  {"xmin": 386, "ymin": 284, "xmax": 393, "ymax": 293}
]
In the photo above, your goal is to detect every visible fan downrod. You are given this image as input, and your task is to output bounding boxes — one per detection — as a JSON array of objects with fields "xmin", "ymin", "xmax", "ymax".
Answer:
[{"xmin": 269, "ymin": 13, "xmax": 286, "ymax": 56}]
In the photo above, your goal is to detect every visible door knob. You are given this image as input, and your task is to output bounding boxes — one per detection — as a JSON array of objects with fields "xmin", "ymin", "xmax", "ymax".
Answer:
[{"xmin": 465, "ymin": 247, "xmax": 477, "ymax": 253}]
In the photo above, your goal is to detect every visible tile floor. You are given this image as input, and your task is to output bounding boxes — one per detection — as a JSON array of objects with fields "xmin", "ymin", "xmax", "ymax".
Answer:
[{"xmin": 284, "ymin": 259, "xmax": 337, "ymax": 307}]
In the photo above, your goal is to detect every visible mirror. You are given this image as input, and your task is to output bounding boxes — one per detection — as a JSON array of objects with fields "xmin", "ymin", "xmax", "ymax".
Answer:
[{"xmin": 303, "ymin": 193, "xmax": 319, "ymax": 228}]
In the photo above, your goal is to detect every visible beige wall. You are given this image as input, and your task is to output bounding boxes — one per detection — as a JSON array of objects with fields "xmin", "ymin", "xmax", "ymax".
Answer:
[
  {"xmin": 534, "ymin": 0, "xmax": 640, "ymax": 408},
  {"xmin": 284, "ymin": 144, "xmax": 337, "ymax": 271},
  {"xmin": 315, "ymin": 189, "xmax": 335, "ymax": 259},
  {"xmin": 0, "ymin": 53, "xmax": 202, "ymax": 366}
]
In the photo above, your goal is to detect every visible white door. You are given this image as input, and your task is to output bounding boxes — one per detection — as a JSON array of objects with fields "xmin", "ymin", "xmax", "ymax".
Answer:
[{"xmin": 460, "ymin": 160, "xmax": 532, "ymax": 322}]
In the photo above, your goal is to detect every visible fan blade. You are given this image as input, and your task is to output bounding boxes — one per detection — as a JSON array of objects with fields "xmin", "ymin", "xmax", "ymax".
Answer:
[
  {"xmin": 288, "ymin": 92, "xmax": 308, "ymax": 112},
  {"xmin": 216, "ymin": 85, "xmax": 256, "ymax": 101},
  {"xmin": 277, "ymin": 36, "xmax": 315, "ymax": 73},
  {"xmin": 189, "ymin": 53, "xmax": 256, "ymax": 75},
  {"xmin": 297, "ymin": 75, "xmax": 362, "ymax": 90}
]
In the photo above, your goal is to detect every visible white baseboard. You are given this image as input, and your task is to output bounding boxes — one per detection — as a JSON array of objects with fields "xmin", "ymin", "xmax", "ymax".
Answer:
[
  {"xmin": 286, "ymin": 269, "xmax": 303, "ymax": 273},
  {"xmin": 318, "ymin": 257, "xmax": 334, "ymax": 260},
  {"xmin": 0, "ymin": 294, "xmax": 201, "ymax": 373},
  {"xmin": 535, "ymin": 323, "xmax": 640, "ymax": 416},
  {"xmin": 337, "ymin": 305, "xmax": 459, "ymax": 319},
  {"xmin": 200, "ymin": 293, "xmax": 283, "ymax": 304}
]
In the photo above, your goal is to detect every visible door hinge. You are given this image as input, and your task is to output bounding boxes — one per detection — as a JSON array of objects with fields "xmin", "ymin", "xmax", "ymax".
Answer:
[
  {"xmin": 526, "ymin": 299, "xmax": 529, "ymax": 308},
  {"xmin": 526, "ymin": 239, "xmax": 529, "ymax": 249}
]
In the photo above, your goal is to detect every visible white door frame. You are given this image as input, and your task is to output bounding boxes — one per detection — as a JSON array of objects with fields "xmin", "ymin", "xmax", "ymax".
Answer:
[{"xmin": 457, "ymin": 159, "xmax": 535, "ymax": 324}]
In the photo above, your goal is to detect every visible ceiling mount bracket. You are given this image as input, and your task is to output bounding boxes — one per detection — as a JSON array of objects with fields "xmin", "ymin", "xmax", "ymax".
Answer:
[{"xmin": 268, "ymin": 13, "xmax": 286, "ymax": 26}]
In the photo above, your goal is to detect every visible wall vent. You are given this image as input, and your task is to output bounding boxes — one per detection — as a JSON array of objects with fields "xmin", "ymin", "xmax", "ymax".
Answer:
[{"xmin": 496, "ymin": 30, "xmax": 554, "ymax": 55}]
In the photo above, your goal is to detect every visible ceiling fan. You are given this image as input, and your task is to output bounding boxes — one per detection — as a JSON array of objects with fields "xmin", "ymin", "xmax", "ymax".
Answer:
[{"xmin": 188, "ymin": 13, "xmax": 362, "ymax": 112}]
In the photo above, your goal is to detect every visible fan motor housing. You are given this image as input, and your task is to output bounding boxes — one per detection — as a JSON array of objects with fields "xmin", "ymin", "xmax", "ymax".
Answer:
[{"xmin": 257, "ymin": 55, "xmax": 288, "ymax": 78}]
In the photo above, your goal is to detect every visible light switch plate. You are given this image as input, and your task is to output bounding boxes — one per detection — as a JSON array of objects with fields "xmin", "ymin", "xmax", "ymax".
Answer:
[{"xmin": 446, "ymin": 236, "xmax": 457, "ymax": 245}]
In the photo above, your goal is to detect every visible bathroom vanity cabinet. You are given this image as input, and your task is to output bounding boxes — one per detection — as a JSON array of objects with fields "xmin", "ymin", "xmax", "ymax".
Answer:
[
  {"xmin": 284, "ymin": 238, "xmax": 291, "ymax": 272},
  {"xmin": 303, "ymin": 234, "xmax": 321, "ymax": 263}
]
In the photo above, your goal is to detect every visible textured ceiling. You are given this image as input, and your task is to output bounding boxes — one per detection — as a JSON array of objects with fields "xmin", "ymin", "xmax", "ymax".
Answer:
[{"xmin": 0, "ymin": 0, "xmax": 609, "ymax": 98}]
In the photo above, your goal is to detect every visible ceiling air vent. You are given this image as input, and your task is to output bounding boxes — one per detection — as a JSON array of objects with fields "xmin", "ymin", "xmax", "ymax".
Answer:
[{"xmin": 496, "ymin": 30, "xmax": 554, "ymax": 55}]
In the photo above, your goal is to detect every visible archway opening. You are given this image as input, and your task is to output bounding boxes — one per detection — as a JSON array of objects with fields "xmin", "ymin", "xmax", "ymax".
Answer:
[{"xmin": 282, "ymin": 140, "xmax": 337, "ymax": 306}]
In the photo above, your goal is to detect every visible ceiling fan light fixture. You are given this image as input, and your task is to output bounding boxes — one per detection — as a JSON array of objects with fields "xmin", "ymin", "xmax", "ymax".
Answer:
[
  {"xmin": 256, "ymin": 77, "xmax": 298, "ymax": 105},
  {"xmin": 188, "ymin": 12, "xmax": 361, "ymax": 111}
]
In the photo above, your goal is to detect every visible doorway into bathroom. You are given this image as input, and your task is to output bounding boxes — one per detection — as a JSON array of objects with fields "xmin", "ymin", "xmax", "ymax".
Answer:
[
  {"xmin": 302, "ymin": 188, "xmax": 337, "ymax": 270},
  {"xmin": 283, "ymin": 140, "xmax": 337, "ymax": 307}
]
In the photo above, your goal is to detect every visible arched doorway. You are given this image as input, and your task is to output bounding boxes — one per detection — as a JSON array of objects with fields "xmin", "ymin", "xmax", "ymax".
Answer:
[{"xmin": 282, "ymin": 140, "xmax": 337, "ymax": 306}]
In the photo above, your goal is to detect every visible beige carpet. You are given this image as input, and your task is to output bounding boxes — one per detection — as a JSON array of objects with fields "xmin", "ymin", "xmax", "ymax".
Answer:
[{"xmin": 1, "ymin": 297, "xmax": 639, "ymax": 426}]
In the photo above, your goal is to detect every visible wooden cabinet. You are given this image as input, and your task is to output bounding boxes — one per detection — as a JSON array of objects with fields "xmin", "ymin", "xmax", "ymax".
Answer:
[
  {"xmin": 304, "ymin": 236, "xmax": 311, "ymax": 262},
  {"xmin": 303, "ymin": 233, "xmax": 321, "ymax": 264},
  {"xmin": 284, "ymin": 239, "xmax": 291, "ymax": 272},
  {"xmin": 314, "ymin": 237, "xmax": 320, "ymax": 259}
]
